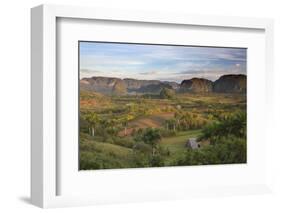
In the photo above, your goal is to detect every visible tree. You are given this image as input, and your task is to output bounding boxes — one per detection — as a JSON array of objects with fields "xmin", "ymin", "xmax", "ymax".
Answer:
[
  {"xmin": 150, "ymin": 155, "xmax": 164, "ymax": 167},
  {"xmin": 84, "ymin": 112, "xmax": 100, "ymax": 137},
  {"xmin": 175, "ymin": 136, "xmax": 246, "ymax": 166},
  {"xmin": 199, "ymin": 111, "xmax": 246, "ymax": 144},
  {"xmin": 121, "ymin": 114, "xmax": 134, "ymax": 136},
  {"xmin": 160, "ymin": 88, "xmax": 175, "ymax": 99},
  {"xmin": 166, "ymin": 119, "xmax": 177, "ymax": 131},
  {"xmin": 141, "ymin": 128, "xmax": 162, "ymax": 156}
]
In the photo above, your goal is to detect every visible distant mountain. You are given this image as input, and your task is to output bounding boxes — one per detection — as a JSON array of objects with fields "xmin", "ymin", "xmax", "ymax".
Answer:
[
  {"xmin": 180, "ymin": 78, "xmax": 213, "ymax": 93},
  {"xmin": 80, "ymin": 76, "xmax": 179, "ymax": 95},
  {"xmin": 213, "ymin": 74, "xmax": 246, "ymax": 93},
  {"xmin": 80, "ymin": 76, "xmax": 123, "ymax": 94},
  {"xmin": 135, "ymin": 83, "xmax": 173, "ymax": 94},
  {"xmin": 179, "ymin": 74, "xmax": 246, "ymax": 93},
  {"xmin": 80, "ymin": 74, "xmax": 247, "ymax": 95},
  {"xmin": 123, "ymin": 78, "xmax": 160, "ymax": 91},
  {"xmin": 112, "ymin": 80, "xmax": 127, "ymax": 95}
]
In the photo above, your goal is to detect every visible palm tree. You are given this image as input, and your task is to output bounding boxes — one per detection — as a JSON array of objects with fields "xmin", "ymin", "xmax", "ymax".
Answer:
[
  {"xmin": 121, "ymin": 114, "xmax": 134, "ymax": 136},
  {"xmin": 85, "ymin": 112, "xmax": 99, "ymax": 137},
  {"xmin": 165, "ymin": 119, "xmax": 177, "ymax": 131},
  {"xmin": 123, "ymin": 119, "xmax": 128, "ymax": 136}
]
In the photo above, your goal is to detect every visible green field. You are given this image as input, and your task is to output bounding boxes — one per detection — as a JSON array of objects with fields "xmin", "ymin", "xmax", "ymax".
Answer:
[
  {"xmin": 161, "ymin": 130, "xmax": 201, "ymax": 152},
  {"xmin": 79, "ymin": 91, "xmax": 247, "ymax": 170}
]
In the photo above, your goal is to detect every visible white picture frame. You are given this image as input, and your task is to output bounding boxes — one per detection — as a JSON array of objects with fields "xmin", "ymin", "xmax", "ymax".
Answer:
[{"xmin": 31, "ymin": 4, "xmax": 274, "ymax": 208}]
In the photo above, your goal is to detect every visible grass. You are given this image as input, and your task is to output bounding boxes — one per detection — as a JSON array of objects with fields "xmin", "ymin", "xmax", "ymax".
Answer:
[
  {"xmin": 80, "ymin": 133, "xmax": 134, "ymax": 169},
  {"xmin": 160, "ymin": 130, "xmax": 202, "ymax": 164},
  {"xmin": 80, "ymin": 133, "xmax": 132, "ymax": 157},
  {"xmin": 80, "ymin": 129, "xmax": 203, "ymax": 168},
  {"xmin": 161, "ymin": 130, "xmax": 201, "ymax": 149}
]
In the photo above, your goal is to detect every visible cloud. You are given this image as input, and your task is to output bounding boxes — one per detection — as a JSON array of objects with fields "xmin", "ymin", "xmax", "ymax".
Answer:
[
  {"xmin": 79, "ymin": 42, "xmax": 247, "ymax": 81},
  {"xmin": 80, "ymin": 68, "xmax": 101, "ymax": 74},
  {"xmin": 80, "ymin": 69, "xmax": 102, "ymax": 79},
  {"xmin": 139, "ymin": 70, "xmax": 159, "ymax": 75}
]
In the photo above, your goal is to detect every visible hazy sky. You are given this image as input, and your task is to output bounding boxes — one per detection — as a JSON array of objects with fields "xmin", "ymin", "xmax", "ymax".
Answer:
[{"xmin": 79, "ymin": 41, "xmax": 246, "ymax": 82}]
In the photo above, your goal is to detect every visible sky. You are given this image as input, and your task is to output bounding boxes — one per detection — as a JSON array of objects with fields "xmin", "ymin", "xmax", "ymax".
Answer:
[{"xmin": 79, "ymin": 41, "xmax": 246, "ymax": 82}]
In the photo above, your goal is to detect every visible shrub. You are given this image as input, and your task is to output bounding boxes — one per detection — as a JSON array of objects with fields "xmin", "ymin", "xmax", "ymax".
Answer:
[
  {"xmin": 133, "ymin": 142, "xmax": 152, "ymax": 153},
  {"xmin": 199, "ymin": 111, "xmax": 246, "ymax": 144},
  {"xmin": 112, "ymin": 137, "xmax": 134, "ymax": 148},
  {"xmin": 149, "ymin": 155, "xmax": 165, "ymax": 167},
  {"xmin": 160, "ymin": 88, "xmax": 176, "ymax": 99},
  {"xmin": 159, "ymin": 128, "xmax": 177, "ymax": 137},
  {"xmin": 175, "ymin": 136, "xmax": 246, "ymax": 166},
  {"xmin": 141, "ymin": 128, "xmax": 162, "ymax": 148}
]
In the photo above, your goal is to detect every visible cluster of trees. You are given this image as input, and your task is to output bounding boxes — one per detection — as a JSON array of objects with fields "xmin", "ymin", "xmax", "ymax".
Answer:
[
  {"xmin": 80, "ymin": 98, "xmax": 180, "ymax": 141},
  {"xmin": 199, "ymin": 111, "xmax": 246, "ymax": 144},
  {"xmin": 176, "ymin": 136, "xmax": 246, "ymax": 165},
  {"xmin": 133, "ymin": 128, "xmax": 161, "ymax": 155},
  {"xmin": 165, "ymin": 111, "xmax": 208, "ymax": 131},
  {"xmin": 175, "ymin": 111, "xmax": 247, "ymax": 165},
  {"xmin": 80, "ymin": 111, "xmax": 136, "ymax": 139},
  {"xmin": 133, "ymin": 128, "xmax": 167, "ymax": 167},
  {"xmin": 160, "ymin": 88, "xmax": 176, "ymax": 99}
]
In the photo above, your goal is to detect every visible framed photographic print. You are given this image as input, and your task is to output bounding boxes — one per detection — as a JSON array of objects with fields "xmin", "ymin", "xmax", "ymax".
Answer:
[
  {"xmin": 78, "ymin": 41, "xmax": 247, "ymax": 170},
  {"xmin": 31, "ymin": 4, "xmax": 274, "ymax": 208}
]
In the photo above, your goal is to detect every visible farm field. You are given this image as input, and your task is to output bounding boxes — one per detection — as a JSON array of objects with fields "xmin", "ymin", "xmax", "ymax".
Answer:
[{"xmin": 79, "ymin": 91, "xmax": 247, "ymax": 170}]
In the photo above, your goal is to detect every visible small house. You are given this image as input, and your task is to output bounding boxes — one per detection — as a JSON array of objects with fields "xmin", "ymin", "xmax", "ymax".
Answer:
[{"xmin": 186, "ymin": 138, "xmax": 200, "ymax": 149}]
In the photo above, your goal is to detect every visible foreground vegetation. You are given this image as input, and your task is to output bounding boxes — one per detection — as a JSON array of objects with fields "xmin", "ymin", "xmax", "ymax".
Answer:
[{"xmin": 79, "ymin": 91, "xmax": 246, "ymax": 170}]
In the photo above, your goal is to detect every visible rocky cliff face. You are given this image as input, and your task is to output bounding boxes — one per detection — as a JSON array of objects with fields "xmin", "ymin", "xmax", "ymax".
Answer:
[
  {"xmin": 111, "ymin": 80, "xmax": 127, "ymax": 95},
  {"xmin": 213, "ymin": 74, "xmax": 246, "ymax": 93},
  {"xmin": 180, "ymin": 78, "xmax": 213, "ymax": 93},
  {"xmin": 80, "ymin": 77, "xmax": 124, "ymax": 94},
  {"xmin": 123, "ymin": 78, "xmax": 160, "ymax": 91},
  {"xmin": 80, "ymin": 76, "xmax": 179, "ymax": 95},
  {"xmin": 179, "ymin": 74, "xmax": 246, "ymax": 93},
  {"xmin": 135, "ymin": 83, "xmax": 173, "ymax": 94},
  {"xmin": 80, "ymin": 74, "xmax": 247, "ymax": 95}
]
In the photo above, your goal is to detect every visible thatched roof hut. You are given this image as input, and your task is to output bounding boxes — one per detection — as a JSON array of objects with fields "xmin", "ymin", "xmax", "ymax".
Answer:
[{"xmin": 186, "ymin": 138, "xmax": 200, "ymax": 149}]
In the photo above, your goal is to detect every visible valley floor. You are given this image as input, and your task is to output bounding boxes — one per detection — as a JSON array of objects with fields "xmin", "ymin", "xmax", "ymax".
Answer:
[{"xmin": 79, "ymin": 92, "xmax": 247, "ymax": 170}]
